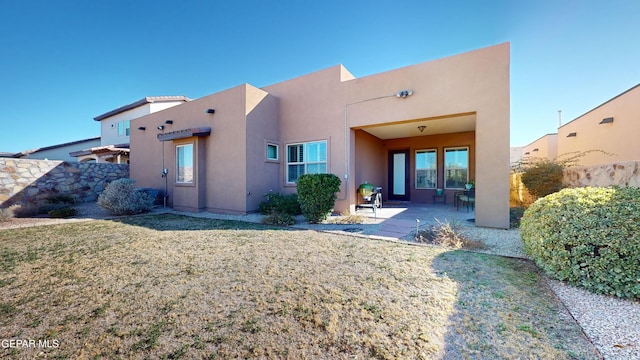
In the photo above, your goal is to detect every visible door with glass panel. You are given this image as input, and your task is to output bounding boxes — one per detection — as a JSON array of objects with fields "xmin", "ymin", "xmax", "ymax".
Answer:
[{"xmin": 388, "ymin": 149, "xmax": 410, "ymax": 201}]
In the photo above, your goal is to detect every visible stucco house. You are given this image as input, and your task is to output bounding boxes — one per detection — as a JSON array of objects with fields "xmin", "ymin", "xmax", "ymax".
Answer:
[
  {"xmin": 521, "ymin": 133, "xmax": 558, "ymax": 161},
  {"xmin": 557, "ymin": 83, "xmax": 640, "ymax": 166},
  {"xmin": 131, "ymin": 43, "xmax": 510, "ymax": 228},
  {"xmin": 71, "ymin": 96, "xmax": 190, "ymax": 163}
]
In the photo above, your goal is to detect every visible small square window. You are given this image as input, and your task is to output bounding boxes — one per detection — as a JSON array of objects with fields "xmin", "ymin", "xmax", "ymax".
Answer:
[{"xmin": 267, "ymin": 143, "xmax": 278, "ymax": 161}]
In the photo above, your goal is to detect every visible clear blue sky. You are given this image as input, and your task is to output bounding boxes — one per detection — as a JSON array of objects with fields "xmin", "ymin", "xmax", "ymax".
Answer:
[{"xmin": 1, "ymin": 0, "xmax": 638, "ymax": 153}]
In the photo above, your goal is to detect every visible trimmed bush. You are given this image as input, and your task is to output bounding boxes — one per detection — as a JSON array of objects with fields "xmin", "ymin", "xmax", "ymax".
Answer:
[
  {"xmin": 47, "ymin": 194, "xmax": 76, "ymax": 204},
  {"xmin": 296, "ymin": 174, "xmax": 341, "ymax": 223},
  {"xmin": 258, "ymin": 192, "xmax": 301, "ymax": 215},
  {"xmin": 97, "ymin": 178, "xmax": 155, "ymax": 216},
  {"xmin": 521, "ymin": 186, "xmax": 640, "ymax": 299},
  {"xmin": 48, "ymin": 206, "xmax": 77, "ymax": 218}
]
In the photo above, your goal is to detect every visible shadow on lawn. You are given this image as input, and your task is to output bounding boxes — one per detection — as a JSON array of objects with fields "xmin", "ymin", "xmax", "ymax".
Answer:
[
  {"xmin": 431, "ymin": 250, "xmax": 602, "ymax": 359},
  {"xmin": 111, "ymin": 213, "xmax": 299, "ymax": 232}
]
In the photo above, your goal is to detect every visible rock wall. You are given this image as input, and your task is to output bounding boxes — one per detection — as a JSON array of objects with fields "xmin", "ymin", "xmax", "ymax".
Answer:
[
  {"xmin": 0, "ymin": 158, "xmax": 129, "ymax": 207},
  {"xmin": 564, "ymin": 160, "xmax": 640, "ymax": 188}
]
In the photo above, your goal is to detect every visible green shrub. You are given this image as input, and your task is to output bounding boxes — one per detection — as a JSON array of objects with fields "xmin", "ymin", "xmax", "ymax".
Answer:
[
  {"xmin": 261, "ymin": 211, "xmax": 295, "ymax": 226},
  {"xmin": 521, "ymin": 186, "xmax": 640, "ymax": 299},
  {"xmin": 258, "ymin": 192, "xmax": 301, "ymax": 215},
  {"xmin": 296, "ymin": 174, "xmax": 341, "ymax": 223},
  {"xmin": 47, "ymin": 194, "xmax": 76, "ymax": 204},
  {"xmin": 97, "ymin": 178, "xmax": 155, "ymax": 216},
  {"xmin": 520, "ymin": 159, "xmax": 564, "ymax": 198},
  {"xmin": 48, "ymin": 206, "xmax": 77, "ymax": 218}
]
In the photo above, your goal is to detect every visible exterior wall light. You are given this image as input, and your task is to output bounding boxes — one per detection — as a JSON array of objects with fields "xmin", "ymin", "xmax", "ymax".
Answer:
[
  {"xmin": 418, "ymin": 125, "xmax": 426, "ymax": 132},
  {"xmin": 396, "ymin": 90, "xmax": 413, "ymax": 98},
  {"xmin": 165, "ymin": 120, "xmax": 173, "ymax": 124},
  {"xmin": 567, "ymin": 132, "xmax": 577, "ymax": 137},
  {"xmin": 206, "ymin": 109, "xmax": 215, "ymax": 114},
  {"xmin": 137, "ymin": 127, "xmax": 146, "ymax": 131},
  {"xmin": 157, "ymin": 125, "xmax": 165, "ymax": 130},
  {"xmin": 599, "ymin": 117, "xmax": 614, "ymax": 124},
  {"xmin": 532, "ymin": 148, "xmax": 539, "ymax": 152}
]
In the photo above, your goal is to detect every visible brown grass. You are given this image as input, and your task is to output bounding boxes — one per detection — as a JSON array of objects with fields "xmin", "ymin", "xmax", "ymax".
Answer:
[{"xmin": 0, "ymin": 214, "xmax": 599, "ymax": 359}]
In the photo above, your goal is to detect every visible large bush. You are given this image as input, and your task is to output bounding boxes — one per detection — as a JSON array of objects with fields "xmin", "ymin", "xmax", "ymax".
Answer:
[
  {"xmin": 520, "ymin": 159, "xmax": 565, "ymax": 198},
  {"xmin": 521, "ymin": 186, "xmax": 640, "ymax": 299},
  {"xmin": 296, "ymin": 173, "xmax": 341, "ymax": 223},
  {"xmin": 97, "ymin": 178, "xmax": 155, "ymax": 216}
]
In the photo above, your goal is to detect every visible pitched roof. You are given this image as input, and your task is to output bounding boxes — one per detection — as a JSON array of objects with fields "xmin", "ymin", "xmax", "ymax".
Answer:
[
  {"xmin": 12, "ymin": 137, "xmax": 101, "ymax": 157},
  {"xmin": 93, "ymin": 96, "xmax": 191, "ymax": 121}
]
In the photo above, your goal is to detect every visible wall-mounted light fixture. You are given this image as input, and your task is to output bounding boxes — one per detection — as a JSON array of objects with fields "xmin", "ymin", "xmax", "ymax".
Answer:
[
  {"xmin": 165, "ymin": 120, "xmax": 173, "ymax": 124},
  {"xmin": 567, "ymin": 132, "xmax": 577, "ymax": 137},
  {"xmin": 599, "ymin": 117, "xmax": 614, "ymax": 124},
  {"xmin": 206, "ymin": 109, "xmax": 215, "ymax": 114},
  {"xmin": 396, "ymin": 90, "xmax": 413, "ymax": 98},
  {"xmin": 418, "ymin": 125, "xmax": 426, "ymax": 133},
  {"xmin": 532, "ymin": 148, "xmax": 539, "ymax": 152},
  {"xmin": 137, "ymin": 126, "xmax": 146, "ymax": 131},
  {"xmin": 524, "ymin": 152, "xmax": 530, "ymax": 155},
  {"xmin": 157, "ymin": 125, "xmax": 165, "ymax": 131}
]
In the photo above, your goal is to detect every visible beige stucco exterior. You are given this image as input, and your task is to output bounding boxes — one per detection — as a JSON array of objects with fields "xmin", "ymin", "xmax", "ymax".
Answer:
[
  {"xmin": 522, "ymin": 133, "xmax": 558, "ymax": 161},
  {"xmin": 557, "ymin": 84, "xmax": 640, "ymax": 166},
  {"xmin": 130, "ymin": 43, "xmax": 510, "ymax": 228}
]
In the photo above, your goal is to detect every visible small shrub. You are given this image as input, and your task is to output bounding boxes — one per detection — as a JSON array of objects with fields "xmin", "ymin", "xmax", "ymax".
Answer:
[
  {"xmin": 0, "ymin": 208, "xmax": 14, "ymax": 222},
  {"xmin": 416, "ymin": 219, "xmax": 484, "ymax": 249},
  {"xmin": 296, "ymin": 174, "xmax": 341, "ymax": 223},
  {"xmin": 48, "ymin": 207, "xmax": 77, "ymax": 218},
  {"xmin": 11, "ymin": 204, "xmax": 40, "ymax": 218},
  {"xmin": 521, "ymin": 186, "xmax": 640, "ymax": 299},
  {"xmin": 38, "ymin": 203, "xmax": 65, "ymax": 215},
  {"xmin": 261, "ymin": 211, "xmax": 295, "ymax": 226},
  {"xmin": 258, "ymin": 192, "xmax": 301, "ymax": 215},
  {"xmin": 509, "ymin": 207, "xmax": 526, "ymax": 228},
  {"xmin": 97, "ymin": 178, "xmax": 155, "ymax": 216},
  {"xmin": 47, "ymin": 194, "xmax": 75, "ymax": 204}
]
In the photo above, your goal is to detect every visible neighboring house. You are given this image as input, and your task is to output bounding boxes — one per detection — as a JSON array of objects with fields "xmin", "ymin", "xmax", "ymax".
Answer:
[
  {"xmin": 131, "ymin": 43, "xmax": 510, "ymax": 228},
  {"xmin": 71, "ymin": 96, "xmax": 190, "ymax": 163},
  {"xmin": 2, "ymin": 137, "xmax": 101, "ymax": 162},
  {"xmin": 521, "ymin": 133, "xmax": 558, "ymax": 161},
  {"xmin": 510, "ymin": 146, "xmax": 524, "ymax": 166},
  {"xmin": 557, "ymin": 83, "xmax": 640, "ymax": 166}
]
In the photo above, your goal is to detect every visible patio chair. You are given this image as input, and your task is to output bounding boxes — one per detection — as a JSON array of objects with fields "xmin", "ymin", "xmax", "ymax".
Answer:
[
  {"xmin": 457, "ymin": 188, "xmax": 475, "ymax": 212},
  {"xmin": 356, "ymin": 183, "xmax": 382, "ymax": 216}
]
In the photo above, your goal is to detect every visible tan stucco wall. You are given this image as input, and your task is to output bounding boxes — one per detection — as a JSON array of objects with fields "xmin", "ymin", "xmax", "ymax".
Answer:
[
  {"xmin": 522, "ymin": 133, "xmax": 558, "ymax": 161},
  {"xmin": 131, "ymin": 43, "xmax": 510, "ymax": 228},
  {"xmin": 557, "ymin": 85, "xmax": 640, "ymax": 166}
]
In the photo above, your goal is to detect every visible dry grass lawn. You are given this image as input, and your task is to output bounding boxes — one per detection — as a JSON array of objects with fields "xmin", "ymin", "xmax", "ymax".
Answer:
[{"xmin": 0, "ymin": 214, "xmax": 599, "ymax": 359}]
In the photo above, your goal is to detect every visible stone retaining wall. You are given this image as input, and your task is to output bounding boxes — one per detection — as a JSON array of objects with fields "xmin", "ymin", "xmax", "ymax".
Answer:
[
  {"xmin": 0, "ymin": 158, "xmax": 129, "ymax": 207},
  {"xmin": 563, "ymin": 160, "xmax": 640, "ymax": 188}
]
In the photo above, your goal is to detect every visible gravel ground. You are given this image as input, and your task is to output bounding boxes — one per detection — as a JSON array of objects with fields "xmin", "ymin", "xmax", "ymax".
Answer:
[{"xmin": 1, "ymin": 203, "xmax": 638, "ymax": 359}]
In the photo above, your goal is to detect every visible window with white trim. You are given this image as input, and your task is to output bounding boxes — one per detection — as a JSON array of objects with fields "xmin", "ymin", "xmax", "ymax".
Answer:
[
  {"xmin": 118, "ymin": 120, "xmax": 130, "ymax": 136},
  {"xmin": 415, "ymin": 149, "xmax": 437, "ymax": 189},
  {"xmin": 287, "ymin": 140, "xmax": 327, "ymax": 183},
  {"xmin": 176, "ymin": 144, "xmax": 194, "ymax": 184},
  {"xmin": 266, "ymin": 143, "xmax": 278, "ymax": 161},
  {"xmin": 444, "ymin": 147, "xmax": 469, "ymax": 189}
]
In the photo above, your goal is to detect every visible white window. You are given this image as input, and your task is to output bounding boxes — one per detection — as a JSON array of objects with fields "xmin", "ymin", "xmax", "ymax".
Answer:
[
  {"xmin": 287, "ymin": 140, "xmax": 327, "ymax": 183},
  {"xmin": 176, "ymin": 144, "xmax": 194, "ymax": 184},
  {"xmin": 266, "ymin": 143, "xmax": 279, "ymax": 161},
  {"xmin": 416, "ymin": 149, "xmax": 437, "ymax": 189},
  {"xmin": 444, "ymin": 147, "xmax": 469, "ymax": 189},
  {"xmin": 118, "ymin": 120, "xmax": 130, "ymax": 136}
]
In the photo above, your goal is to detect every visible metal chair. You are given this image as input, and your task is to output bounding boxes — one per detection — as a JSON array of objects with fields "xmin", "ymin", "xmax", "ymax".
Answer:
[{"xmin": 456, "ymin": 188, "xmax": 475, "ymax": 212}]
